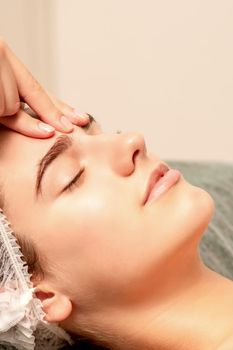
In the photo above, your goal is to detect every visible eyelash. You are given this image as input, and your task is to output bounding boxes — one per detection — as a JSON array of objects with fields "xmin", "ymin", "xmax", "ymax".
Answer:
[{"xmin": 65, "ymin": 168, "xmax": 85, "ymax": 192}]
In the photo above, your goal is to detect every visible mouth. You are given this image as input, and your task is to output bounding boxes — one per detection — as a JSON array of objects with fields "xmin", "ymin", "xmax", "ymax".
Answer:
[{"xmin": 142, "ymin": 163, "xmax": 170, "ymax": 205}]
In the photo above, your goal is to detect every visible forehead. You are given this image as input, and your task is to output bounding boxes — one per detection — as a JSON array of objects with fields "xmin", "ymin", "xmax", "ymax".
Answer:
[
  {"xmin": 0, "ymin": 127, "xmax": 54, "ymax": 161},
  {"xmin": 0, "ymin": 128, "xmax": 66, "ymax": 185}
]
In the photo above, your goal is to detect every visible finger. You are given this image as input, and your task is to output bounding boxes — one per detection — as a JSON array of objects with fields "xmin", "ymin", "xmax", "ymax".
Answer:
[
  {"xmin": 46, "ymin": 91, "xmax": 90, "ymax": 126},
  {"xmin": 0, "ymin": 108, "xmax": 56, "ymax": 138},
  {"xmin": 0, "ymin": 57, "xmax": 20, "ymax": 116},
  {"xmin": 4, "ymin": 43, "xmax": 72, "ymax": 133}
]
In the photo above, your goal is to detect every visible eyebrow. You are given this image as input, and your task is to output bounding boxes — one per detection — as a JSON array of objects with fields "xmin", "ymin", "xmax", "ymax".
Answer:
[
  {"xmin": 35, "ymin": 115, "xmax": 97, "ymax": 198},
  {"xmin": 35, "ymin": 135, "xmax": 73, "ymax": 198}
]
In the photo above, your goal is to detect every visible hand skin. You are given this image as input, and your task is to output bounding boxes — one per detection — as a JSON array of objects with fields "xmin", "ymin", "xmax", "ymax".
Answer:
[{"xmin": 0, "ymin": 37, "xmax": 89, "ymax": 137}]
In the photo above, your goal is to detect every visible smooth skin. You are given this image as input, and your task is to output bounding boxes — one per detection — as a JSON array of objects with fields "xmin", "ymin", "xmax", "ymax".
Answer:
[
  {"xmin": 0, "ymin": 38, "xmax": 90, "ymax": 136},
  {"xmin": 0, "ymin": 121, "xmax": 232, "ymax": 350}
]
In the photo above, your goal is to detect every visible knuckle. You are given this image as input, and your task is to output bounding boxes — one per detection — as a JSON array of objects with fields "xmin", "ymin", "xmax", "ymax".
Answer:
[
  {"xmin": 6, "ymin": 101, "xmax": 20, "ymax": 116},
  {"xmin": 31, "ymin": 79, "xmax": 43, "ymax": 93},
  {"xmin": 59, "ymin": 102, "xmax": 68, "ymax": 111},
  {"xmin": 21, "ymin": 75, "xmax": 43, "ymax": 100},
  {"xmin": 47, "ymin": 107, "xmax": 60, "ymax": 119},
  {"xmin": 29, "ymin": 75, "xmax": 42, "ymax": 92}
]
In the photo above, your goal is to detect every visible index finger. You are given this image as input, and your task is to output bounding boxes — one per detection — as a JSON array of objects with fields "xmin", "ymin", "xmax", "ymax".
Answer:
[{"xmin": 4, "ymin": 41, "xmax": 72, "ymax": 133}]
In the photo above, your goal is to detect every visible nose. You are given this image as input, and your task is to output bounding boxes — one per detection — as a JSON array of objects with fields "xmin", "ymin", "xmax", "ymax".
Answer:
[
  {"xmin": 81, "ymin": 130, "xmax": 148, "ymax": 176},
  {"xmin": 109, "ymin": 131, "xmax": 148, "ymax": 176}
]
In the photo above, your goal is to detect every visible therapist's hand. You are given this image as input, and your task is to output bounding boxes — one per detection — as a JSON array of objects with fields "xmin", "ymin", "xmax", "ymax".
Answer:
[{"xmin": 0, "ymin": 38, "xmax": 89, "ymax": 137}]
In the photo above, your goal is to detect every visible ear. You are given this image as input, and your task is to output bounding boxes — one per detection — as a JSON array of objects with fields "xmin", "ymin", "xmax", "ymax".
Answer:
[{"xmin": 34, "ymin": 282, "xmax": 73, "ymax": 323}]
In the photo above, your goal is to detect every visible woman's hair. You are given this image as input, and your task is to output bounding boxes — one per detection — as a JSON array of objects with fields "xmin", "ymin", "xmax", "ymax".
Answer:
[{"xmin": 14, "ymin": 231, "xmax": 45, "ymax": 282}]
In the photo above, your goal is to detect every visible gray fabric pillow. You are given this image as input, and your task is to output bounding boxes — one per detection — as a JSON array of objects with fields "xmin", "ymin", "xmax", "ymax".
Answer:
[{"xmin": 165, "ymin": 160, "xmax": 233, "ymax": 280}]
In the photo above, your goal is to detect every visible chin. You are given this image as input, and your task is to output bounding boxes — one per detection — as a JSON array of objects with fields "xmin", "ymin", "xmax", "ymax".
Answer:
[
  {"xmin": 145, "ymin": 178, "xmax": 215, "ymax": 254},
  {"xmin": 182, "ymin": 181, "xmax": 216, "ymax": 240},
  {"xmin": 168, "ymin": 178, "xmax": 215, "ymax": 242}
]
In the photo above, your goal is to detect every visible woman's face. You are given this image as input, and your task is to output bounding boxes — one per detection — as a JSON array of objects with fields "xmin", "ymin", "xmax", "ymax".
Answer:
[{"xmin": 0, "ymin": 119, "xmax": 214, "ymax": 309}]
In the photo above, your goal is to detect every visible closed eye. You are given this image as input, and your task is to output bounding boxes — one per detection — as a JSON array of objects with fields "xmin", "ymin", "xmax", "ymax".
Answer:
[{"xmin": 62, "ymin": 168, "xmax": 85, "ymax": 193}]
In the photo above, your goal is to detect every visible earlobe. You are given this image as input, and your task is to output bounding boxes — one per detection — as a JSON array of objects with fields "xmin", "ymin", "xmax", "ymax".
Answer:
[{"xmin": 34, "ymin": 287, "xmax": 73, "ymax": 323}]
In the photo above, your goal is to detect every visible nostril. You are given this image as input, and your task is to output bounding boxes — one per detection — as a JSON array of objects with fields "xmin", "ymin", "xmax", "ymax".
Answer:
[{"xmin": 133, "ymin": 149, "xmax": 140, "ymax": 165}]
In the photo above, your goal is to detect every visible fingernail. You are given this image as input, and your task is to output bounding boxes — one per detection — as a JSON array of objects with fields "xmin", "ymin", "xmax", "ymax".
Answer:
[
  {"xmin": 73, "ymin": 108, "xmax": 89, "ymax": 120},
  {"xmin": 38, "ymin": 122, "xmax": 55, "ymax": 133},
  {"xmin": 60, "ymin": 115, "xmax": 74, "ymax": 131}
]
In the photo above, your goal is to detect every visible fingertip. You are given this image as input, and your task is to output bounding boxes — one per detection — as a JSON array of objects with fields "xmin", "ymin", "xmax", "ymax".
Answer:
[
  {"xmin": 63, "ymin": 108, "xmax": 89, "ymax": 125},
  {"xmin": 73, "ymin": 109, "xmax": 90, "ymax": 123}
]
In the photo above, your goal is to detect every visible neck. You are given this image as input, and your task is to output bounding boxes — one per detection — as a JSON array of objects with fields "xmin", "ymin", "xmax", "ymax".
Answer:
[{"xmin": 73, "ymin": 255, "xmax": 233, "ymax": 350}]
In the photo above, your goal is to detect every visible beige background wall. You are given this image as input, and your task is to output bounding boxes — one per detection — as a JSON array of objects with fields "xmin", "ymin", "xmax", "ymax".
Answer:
[{"xmin": 0, "ymin": 0, "xmax": 233, "ymax": 162}]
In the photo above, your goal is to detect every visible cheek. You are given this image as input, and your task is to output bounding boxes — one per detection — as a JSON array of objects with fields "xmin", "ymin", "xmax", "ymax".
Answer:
[
  {"xmin": 69, "ymin": 192, "xmax": 166, "ymax": 288},
  {"xmin": 58, "ymin": 190, "xmax": 146, "ymax": 284},
  {"xmin": 70, "ymin": 192, "xmax": 134, "ymax": 257}
]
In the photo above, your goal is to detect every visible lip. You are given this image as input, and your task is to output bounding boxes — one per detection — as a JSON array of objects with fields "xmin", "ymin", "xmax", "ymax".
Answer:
[{"xmin": 142, "ymin": 162, "xmax": 170, "ymax": 205}]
